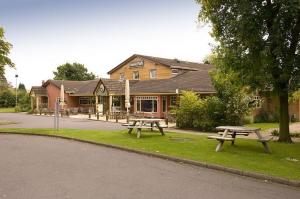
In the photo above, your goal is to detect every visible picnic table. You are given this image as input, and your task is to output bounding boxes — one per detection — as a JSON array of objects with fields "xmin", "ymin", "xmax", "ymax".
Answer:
[
  {"xmin": 126, "ymin": 118, "xmax": 166, "ymax": 138},
  {"xmin": 208, "ymin": 126, "xmax": 271, "ymax": 153}
]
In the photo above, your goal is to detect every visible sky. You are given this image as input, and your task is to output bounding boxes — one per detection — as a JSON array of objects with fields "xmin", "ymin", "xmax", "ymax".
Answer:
[{"xmin": 0, "ymin": 0, "xmax": 214, "ymax": 89}]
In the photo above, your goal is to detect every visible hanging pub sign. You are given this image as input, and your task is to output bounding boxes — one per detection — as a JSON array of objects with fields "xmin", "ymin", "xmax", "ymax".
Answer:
[
  {"xmin": 129, "ymin": 60, "xmax": 144, "ymax": 68},
  {"xmin": 97, "ymin": 83, "xmax": 108, "ymax": 96}
]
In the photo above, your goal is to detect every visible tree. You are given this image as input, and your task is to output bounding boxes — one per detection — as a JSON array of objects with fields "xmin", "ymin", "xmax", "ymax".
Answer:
[
  {"xmin": 18, "ymin": 83, "xmax": 26, "ymax": 91},
  {"xmin": 53, "ymin": 62, "xmax": 96, "ymax": 81},
  {"xmin": 0, "ymin": 73, "xmax": 8, "ymax": 92},
  {"xmin": 0, "ymin": 27, "xmax": 14, "ymax": 76},
  {"xmin": 197, "ymin": 0, "xmax": 300, "ymax": 143}
]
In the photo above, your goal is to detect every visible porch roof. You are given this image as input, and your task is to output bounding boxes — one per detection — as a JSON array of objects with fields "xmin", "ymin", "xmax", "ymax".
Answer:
[{"xmin": 30, "ymin": 86, "xmax": 47, "ymax": 96}]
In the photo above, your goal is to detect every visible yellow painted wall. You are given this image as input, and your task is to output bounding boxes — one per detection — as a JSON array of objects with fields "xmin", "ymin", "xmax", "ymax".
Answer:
[{"xmin": 110, "ymin": 57, "xmax": 172, "ymax": 80}]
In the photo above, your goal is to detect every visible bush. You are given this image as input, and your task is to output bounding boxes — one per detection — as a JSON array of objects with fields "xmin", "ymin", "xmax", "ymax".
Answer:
[
  {"xmin": 17, "ymin": 91, "xmax": 30, "ymax": 111},
  {"xmin": 254, "ymin": 110, "xmax": 279, "ymax": 123},
  {"xmin": 0, "ymin": 90, "xmax": 15, "ymax": 107},
  {"xmin": 176, "ymin": 91, "xmax": 200, "ymax": 128},
  {"xmin": 175, "ymin": 69, "xmax": 251, "ymax": 131},
  {"xmin": 14, "ymin": 106, "xmax": 21, "ymax": 112}
]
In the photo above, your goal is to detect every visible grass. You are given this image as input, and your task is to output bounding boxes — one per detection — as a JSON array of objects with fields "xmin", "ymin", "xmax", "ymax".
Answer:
[
  {"xmin": 0, "ymin": 107, "xmax": 15, "ymax": 113},
  {"xmin": 0, "ymin": 128, "xmax": 299, "ymax": 181},
  {"xmin": 245, "ymin": 123, "xmax": 279, "ymax": 131}
]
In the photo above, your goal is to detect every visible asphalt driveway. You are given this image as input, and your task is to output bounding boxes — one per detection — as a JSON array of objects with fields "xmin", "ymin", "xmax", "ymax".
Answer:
[
  {"xmin": 0, "ymin": 134, "xmax": 299, "ymax": 199},
  {"xmin": 0, "ymin": 113, "xmax": 125, "ymax": 130}
]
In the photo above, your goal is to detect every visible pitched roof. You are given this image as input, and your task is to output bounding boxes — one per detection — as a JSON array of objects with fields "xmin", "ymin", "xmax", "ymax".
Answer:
[
  {"xmin": 107, "ymin": 54, "xmax": 213, "ymax": 74},
  {"xmin": 30, "ymin": 86, "xmax": 47, "ymax": 96},
  {"xmin": 43, "ymin": 79, "xmax": 99, "ymax": 96},
  {"xmin": 98, "ymin": 78, "xmax": 139, "ymax": 95},
  {"xmin": 130, "ymin": 70, "xmax": 215, "ymax": 94}
]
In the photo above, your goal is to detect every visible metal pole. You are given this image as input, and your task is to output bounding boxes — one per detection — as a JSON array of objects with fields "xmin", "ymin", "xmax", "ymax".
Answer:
[
  {"xmin": 57, "ymin": 100, "xmax": 60, "ymax": 131},
  {"xmin": 54, "ymin": 100, "xmax": 57, "ymax": 130},
  {"xmin": 15, "ymin": 74, "xmax": 18, "ymax": 107}
]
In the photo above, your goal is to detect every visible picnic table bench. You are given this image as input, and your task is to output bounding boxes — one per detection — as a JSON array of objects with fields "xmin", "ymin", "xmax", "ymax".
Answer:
[
  {"xmin": 208, "ymin": 126, "xmax": 271, "ymax": 153},
  {"xmin": 126, "ymin": 118, "xmax": 166, "ymax": 138}
]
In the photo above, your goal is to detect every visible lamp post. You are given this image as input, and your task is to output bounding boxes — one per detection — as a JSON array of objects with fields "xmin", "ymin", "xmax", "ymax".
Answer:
[{"xmin": 15, "ymin": 74, "xmax": 18, "ymax": 107}]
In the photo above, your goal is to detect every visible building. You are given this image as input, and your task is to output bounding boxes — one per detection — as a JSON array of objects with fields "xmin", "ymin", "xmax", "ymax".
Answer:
[
  {"xmin": 30, "ymin": 54, "xmax": 215, "ymax": 118},
  {"xmin": 31, "ymin": 54, "xmax": 300, "ymax": 121},
  {"xmin": 97, "ymin": 54, "xmax": 215, "ymax": 118},
  {"xmin": 30, "ymin": 79, "xmax": 99, "ymax": 113}
]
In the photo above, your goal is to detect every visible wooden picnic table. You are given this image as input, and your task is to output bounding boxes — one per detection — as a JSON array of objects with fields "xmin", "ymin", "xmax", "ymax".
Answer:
[
  {"xmin": 127, "ymin": 118, "xmax": 166, "ymax": 138},
  {"xmin": 208, "ymin": 126, "xmax": 271, "ymax": 153}
]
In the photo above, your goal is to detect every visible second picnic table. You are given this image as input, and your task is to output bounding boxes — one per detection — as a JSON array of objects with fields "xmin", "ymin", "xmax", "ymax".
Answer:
[
  {"xmin": 208, "ymin": 126, "xmax": 271, "ymax": 153},
  {"xmin": 127, "ymin": 118, "xmax": 166, "ymax": 138}
]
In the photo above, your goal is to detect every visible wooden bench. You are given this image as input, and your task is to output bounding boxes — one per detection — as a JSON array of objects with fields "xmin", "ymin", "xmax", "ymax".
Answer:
[
  {"xmin": 218, "ymin": 132, "xmax": 249, "ymax": 136},
  {"xmin": 258, "ymin": 138, "xmax": 272, "ymax": 153},
  {"xmin": 157, "ymin": 125, "xmax": 168, "ymax": 128},
  {"xmin": 207, "ymin": 136, "xmax": 235, "ymax": 152},
  {"xmin": 128, "ymin": 126, "xmax": 154, "ymax": 138},
  {"xmin": 122, "ymin": 123, "xmax": 134, "ymax": 127}
]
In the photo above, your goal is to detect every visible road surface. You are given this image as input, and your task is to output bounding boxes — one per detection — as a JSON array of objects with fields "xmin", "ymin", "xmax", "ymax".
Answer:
[
  {"xmin": 0, "ymin": 134, "xmax": 299, "ymax": 199},
  {"xmin": 0, "ymin": 113, "xmax": 125, "ymax": 130}
]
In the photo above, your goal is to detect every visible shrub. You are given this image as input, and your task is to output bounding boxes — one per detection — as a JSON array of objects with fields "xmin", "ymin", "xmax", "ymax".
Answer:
[
  {"xmin": 0, "ymin": 90, "xmax": 15, "ymax": 107},
  {"xmin": 175, "ymin": 69, "xmax": 251, "ymax": 131},
  {"xmin": 17, "ymin": 91, "xmax": 30, "ymax": 111},
  {"xmin": 254, "ymin": 110, "xmax": 279, "ymax": 123}
]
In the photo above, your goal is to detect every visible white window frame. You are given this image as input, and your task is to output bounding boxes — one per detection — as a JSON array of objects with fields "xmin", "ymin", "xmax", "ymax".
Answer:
[
  {"xmin": 133, "ymin": 71, "xmax": 139, "ymax": 80},
  {"xmin": 136, "ymin": 96, "xmax": 158, "ymax": 113},
  {"xmin": 253, "ymin": 96, "xmax": 262, "ymax": 108},
  {"xmin": 149, "ymin": 69, "xmax": 157, "ymax": 79}
]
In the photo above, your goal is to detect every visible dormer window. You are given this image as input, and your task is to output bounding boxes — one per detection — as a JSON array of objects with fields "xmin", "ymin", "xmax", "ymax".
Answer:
[{"xmin": 171, "ymin": 69, "xmax": 179, "ymax": 76}]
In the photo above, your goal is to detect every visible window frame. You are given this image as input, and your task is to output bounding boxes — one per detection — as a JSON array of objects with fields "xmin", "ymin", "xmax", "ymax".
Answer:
[
  {"xmin": 136, "ymin": 96, "xmax": 158, "ymax": 113},
  {"xmin": 149, "ymin": 69, "xmax": 157, "ymax": 79},
  {"xmin": 132, "ymin": 71, "xmax": 139, "ymax": 80}
]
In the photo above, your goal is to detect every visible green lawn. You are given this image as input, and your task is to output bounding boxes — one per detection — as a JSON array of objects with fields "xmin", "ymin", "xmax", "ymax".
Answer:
[
  {"xmin": 0, "ymin": 128, "xmax": 299, "ymax": 181},
  {"xmin": 245, "ymin": 123, "xmax": 279, "ymax": 131},
  {"xmin": 0, "ymin": 107, "xmax": 15, "ymax": 113}
]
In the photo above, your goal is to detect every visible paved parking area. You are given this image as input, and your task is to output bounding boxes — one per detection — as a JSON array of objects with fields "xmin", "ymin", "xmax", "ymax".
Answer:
[
  {"xmin": 0, "ymin": 134, "xmax": 299, "ymax": 199},
  {"xmin": 0, "ymin": 113, "xmax": 125, "ymax": 130}
]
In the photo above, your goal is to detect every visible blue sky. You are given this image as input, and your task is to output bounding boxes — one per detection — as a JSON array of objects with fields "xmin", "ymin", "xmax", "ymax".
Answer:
[{"xmin": 1, "ymin": 0, "xmax": 214, "ymax": 88}]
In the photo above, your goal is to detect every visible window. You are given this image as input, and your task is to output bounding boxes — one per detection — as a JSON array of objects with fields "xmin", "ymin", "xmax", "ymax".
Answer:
[
  {"xmin": 149, "ymin": 69, "xmax": 157, "ymax": 79},
  {"xmin": 252, "ymin": 96, "xmax": 262, "ymax": 108},
  {"xmin": 136, "ymin": 96, "xmax": 158, "ymax": 112},
  {"xmin": 119, "ymin": 73, "xmax": 125, "ymax": 80},
  {"xmin": 79, "ymin": 97, "xmax": 95, "ymax": 105},
  {"xmin": 170, "ymin": 96, "xmax": 177, "ymax": 106},
  {"xmin": 162, "ymin": 96, "xmax": 167, "ymax": 112},
  {"xmin": 171, "ymin": 69, "xmax": 179, "ymax": 76},
  {"xmin": 133, "ymin": 71, "xmax": 139, "ymax": 80}
]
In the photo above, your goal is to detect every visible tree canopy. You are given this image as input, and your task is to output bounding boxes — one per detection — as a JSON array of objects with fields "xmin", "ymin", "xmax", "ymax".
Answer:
[
  {"xmin": 0, "ymin": 27, "xmax": 15, "ymax": 76},
  {"xmin": 197, "ymin": 0, "xmax": 300, "ymax": 143},
  {"xmin": 18, "ymin": 83, "xmax": 26, "ymax": 91},
  {"xmin": 53, "ymin": 62, "xmax": 96, "ymax": 81}
]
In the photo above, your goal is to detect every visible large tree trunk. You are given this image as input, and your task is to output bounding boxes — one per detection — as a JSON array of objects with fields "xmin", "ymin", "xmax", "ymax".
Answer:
[{"xmin": 278, "ymin": 91, "xmax": 292, "ymax": 143}]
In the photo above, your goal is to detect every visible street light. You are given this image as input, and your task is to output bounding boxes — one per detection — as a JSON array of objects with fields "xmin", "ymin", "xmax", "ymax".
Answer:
[{"xmin": 15, "ymin": 74, "xmax": 18, "ymax": 107}]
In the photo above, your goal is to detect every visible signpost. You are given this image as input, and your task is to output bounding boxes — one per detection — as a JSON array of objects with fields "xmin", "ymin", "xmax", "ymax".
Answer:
[{"xmin": 54, "ymin": 98, "xmax": 60, "ymax": 131}]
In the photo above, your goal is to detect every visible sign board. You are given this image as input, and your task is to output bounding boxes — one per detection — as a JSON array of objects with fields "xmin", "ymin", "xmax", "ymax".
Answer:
[
  {"xmin": 97, "ymin": 84, "xmax": 108, "ymax": 96},
  {"xmin": 129, "ymin": 60, "xmax": 144, "ymax": 67}
]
